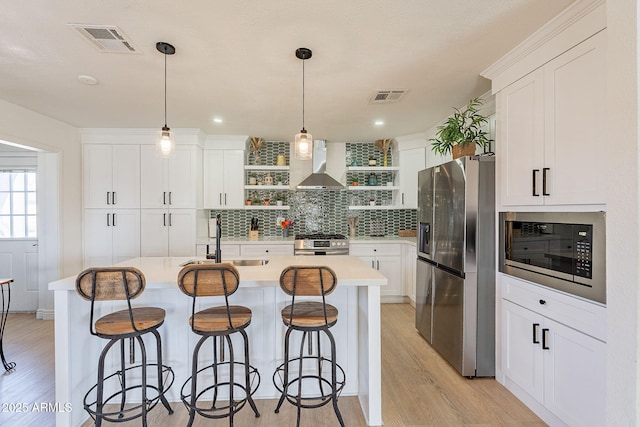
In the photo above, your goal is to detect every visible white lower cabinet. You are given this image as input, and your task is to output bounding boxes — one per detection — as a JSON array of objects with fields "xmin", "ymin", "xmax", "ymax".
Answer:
[
  {"xmin": 83, "ymin": 209, "xmax": 140, "ymax": 267},
  {"xmin": 501, "ymin": 276, "xmax": 605, "ymax": 426},
  {"xmin": 402, "ymin": 244, "xmax": 416, "ymax": 303},
  {"xmin": 350, "ymin": 243, "xmax": 403, "ymax": 300},
  {"xmin": 140, "ymin": 208, "xmax": 196, "ymax": 257}
]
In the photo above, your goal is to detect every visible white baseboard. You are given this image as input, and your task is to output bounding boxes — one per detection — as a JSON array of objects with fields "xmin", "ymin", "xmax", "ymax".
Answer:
[{"xmin": 36, "ymin": 309, "xmax": 54, "ymax": 320}]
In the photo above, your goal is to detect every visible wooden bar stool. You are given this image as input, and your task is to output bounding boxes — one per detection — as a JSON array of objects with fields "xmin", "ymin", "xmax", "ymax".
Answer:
[
  {"xmin": 75, "ymin": 267, "xmax": 174, "ymax": 427},
  {"xmin": 273, "ymin": 265, "xmax": 345, "ymax": 427},
  {"xmin": 177, "ymin": 263, "xmax": 260, "ymax": 427}
]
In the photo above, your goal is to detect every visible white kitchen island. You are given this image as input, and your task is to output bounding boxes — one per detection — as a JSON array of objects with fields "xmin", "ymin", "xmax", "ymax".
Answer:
[{"xmin": 49, "ymin": 255, "xmax": 385, "ymax": 427}]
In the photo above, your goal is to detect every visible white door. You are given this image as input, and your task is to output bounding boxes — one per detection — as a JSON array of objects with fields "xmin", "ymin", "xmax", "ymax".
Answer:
[
  {"xmin": 83, "ymin": 209, "xmax": 113, "ymax": 267},
  {"xmin": 398, "ymin": 148, "xmax": 425, "ymax": 208},
  {"xmin": 167, "ymin": 209, "xmax": 196, "ymax": 256},
  {"xmin": 112, "ymin": 145, "xmax": 141, "ymax": 208},
  {"xmin": 83, "ymin": 144, "xmax": 113, "ymax": 208},
  {"xmin": 111, "ymin": 209, "xmax": 140, "ymax": 264},
  {"xmin": 167, "ymin": 146, "xmax": 198, "ymax": 208},
  {"xmin": 140, "ymin": 145, "xmax": 168, "ymax": 208},
  {"xmin": 0, "ymin": 239, "xmax": 38, "ymax": 311},
  {"xmin": 222, "ymin": 150, "xmax": 245, "ymax": 209}
]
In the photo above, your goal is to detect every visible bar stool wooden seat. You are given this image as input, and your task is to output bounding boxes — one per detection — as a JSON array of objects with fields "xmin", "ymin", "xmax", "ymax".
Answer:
[
  {"xmin": 273, "ymin": 265, "xmax": 345, "ymax": 427},
  {"xmin": 177, "ymin": 263, "xmax": 260, "ymax": 427},
  {"xmin": 75, "ymin": 267, "xmax": 174, "ymax": 427}
]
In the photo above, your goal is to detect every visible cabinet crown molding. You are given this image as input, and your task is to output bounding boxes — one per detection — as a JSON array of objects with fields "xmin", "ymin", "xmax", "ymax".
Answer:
[{"xmin": 481, "ymin": 0, "xmax": 605, "ymax": 92}]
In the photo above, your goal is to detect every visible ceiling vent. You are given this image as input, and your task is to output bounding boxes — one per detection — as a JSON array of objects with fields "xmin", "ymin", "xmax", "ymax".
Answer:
[
  {"xmin": 370, "ymin": 89, "xmax": 407, "ymax": 104},
  {"xmin": 67, "ymin": 24, "xmax": 139, "ymax": 53}
]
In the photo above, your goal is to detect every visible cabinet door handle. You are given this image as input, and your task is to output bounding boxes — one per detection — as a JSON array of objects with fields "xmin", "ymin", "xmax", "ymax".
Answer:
[
  {"xmin": 169, "ymin": 213, "xmax": 172, "ymax": 226},
  {"xmin": 169, "ymin": 192, "xmax": 172, "ymax": 205},
  {"xmin": 371, "ymin": 260, "xmax": 375, "ymax": 268},
  {"xmin": 532, "ymin": 323, "xmax": 540, "ymax": 344},
  {"xmin": 112, "ymin": 213, "xmax": 116, "ymax": 226},
  {"xmin": 542, "ymin": 168, "xmax": 550, "ymax": 196},
  {"xmin": 224, "ymin": 193, "xmax": 227, "ymax": 205},
  {"xmin": 163, "ymin": 192, "xmax": 167, "ymax": 205},
  {"xmin": 532, "ymin": 169, "xmax": 540, "ymax": 196},
  {"xmin": 113, "ymin": 192, "xmax": 116, "ymax": 205},
  {"xmin": 106, "ymin": 192, "xmax": 111, "ymax": 205},
  {"xmin": 402, "ymin": 193, "xmax": 405, "ymax": 205},
  {"xmin": 163, "ymin": 213, "xmax": 166, "ymax": 226},
  {"xmin": 542, "ymin": 328, "xmax": 550, "ymax": 350},
  {"xmin": 107, "ymin": 213, "xmax": 111, "ymax": 226},
  {"xmin": 376, "ymin": 260, "xmax": 380, "ymax": 270},
  {"xmin": 219, "ymin": 193, "xmax": 222, "ymax": 206}
]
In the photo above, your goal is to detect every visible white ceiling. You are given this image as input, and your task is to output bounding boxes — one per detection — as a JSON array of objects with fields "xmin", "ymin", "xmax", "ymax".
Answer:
[{"xmin": 0, "ymin": 0, "xmax": 573, "ymax": 142}]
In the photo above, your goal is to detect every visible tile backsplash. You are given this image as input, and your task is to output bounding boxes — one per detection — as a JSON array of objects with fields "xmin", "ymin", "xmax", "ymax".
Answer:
[{"xmin": 209, "ymin": 141, "xmax": 416, "ymax": 238}]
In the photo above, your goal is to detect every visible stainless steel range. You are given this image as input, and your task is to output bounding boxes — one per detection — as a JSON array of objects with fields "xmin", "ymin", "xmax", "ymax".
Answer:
[{"xmin": 294, "ymin": 233, "xmax": 349, "ymax": 255}]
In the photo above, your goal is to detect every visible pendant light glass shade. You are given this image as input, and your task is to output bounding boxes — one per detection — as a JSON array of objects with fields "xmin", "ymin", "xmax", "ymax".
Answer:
[
  {"xmin": 156, "ymin": 42, "xmax": 175, "ymax": 158},
  {"xmin": 294, "ymin": 48, "xmax": 313, "ymax": 160},
  {"xmin": 295, "ymin": 129, "xmax": 312, "ymax": 159},
  {"xmin": 158, "ymin": 125, "xmax": 173, "ymax": 157}
]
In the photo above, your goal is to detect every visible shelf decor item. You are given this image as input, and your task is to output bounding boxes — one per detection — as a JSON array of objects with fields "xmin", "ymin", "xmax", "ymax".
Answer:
[
  {"xmin": 249, "ymin": 137, "xmax": 264, "ymax": 165},
  {"xmin": 374, "ymin": 139, "xmax": 393, "ymax": 167},
  {"xmin": 347, "ymin": 216, "xmax": 359, "ymax": 238},
  {"xmin": 279, "ymin": 218, "xmax": 294, "ymax": 238},
  {"xmin": 350, "ymin": 175, "xmax": 359, "ymax": 186},
  {"xmin": 429, "ymin": 97, "xmax": 491, "ymax": 159}
]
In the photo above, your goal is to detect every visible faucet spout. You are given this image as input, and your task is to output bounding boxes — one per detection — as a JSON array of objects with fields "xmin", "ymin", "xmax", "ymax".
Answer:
[{"xmin": 215, "ymin": 214, "xmax": 222, "ymax": 263}]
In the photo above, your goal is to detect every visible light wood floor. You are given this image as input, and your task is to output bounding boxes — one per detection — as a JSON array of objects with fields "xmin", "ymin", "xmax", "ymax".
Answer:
[{"xmin": 0, "ymin": 305, "xmax": 545, "ymax": 426}]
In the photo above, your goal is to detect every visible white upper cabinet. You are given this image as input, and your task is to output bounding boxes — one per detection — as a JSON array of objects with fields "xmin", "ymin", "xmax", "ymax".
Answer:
[
  {"xmin": 83, "ymin": 144, "xmax": 140, "ymax": 209},
  {"xmin": 497, "ymin": 30, "xmax": 606, "ymax": 207},
  {"xmin": 203, "ymin": 149, "xmax": 245, "ymax": 209},
  {"xmin": 398, "ymin": 147, "xmax": 425, "ymax": 208},
  {"xmin": 140, "ymin": 145, "xmax": 199, "ymax": 209}
]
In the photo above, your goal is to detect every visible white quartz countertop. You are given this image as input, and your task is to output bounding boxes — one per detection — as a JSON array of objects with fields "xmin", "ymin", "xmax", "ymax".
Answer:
[{"xmin": 49, "ymin": 255, "xmax": 387, "ymax": 291}]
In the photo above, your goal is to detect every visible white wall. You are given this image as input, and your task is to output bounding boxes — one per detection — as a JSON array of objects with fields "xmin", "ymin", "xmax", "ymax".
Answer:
[
  {"xmin": 605, "ymin": 0, "xmax": 639, "ymax": 424},
  {"xmin": 0, "ymin": 99, "xmax": 82, "ymax": 316}
]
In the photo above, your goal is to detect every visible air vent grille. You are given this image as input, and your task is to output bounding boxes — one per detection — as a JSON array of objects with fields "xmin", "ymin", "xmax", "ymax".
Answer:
[
  {"xmin": 67, "ymin": 24, "xmax": 139, "ymax": 53},
  {"xmin": 370, "ymin": 89, "xmax": 407, "ymax": 104}
]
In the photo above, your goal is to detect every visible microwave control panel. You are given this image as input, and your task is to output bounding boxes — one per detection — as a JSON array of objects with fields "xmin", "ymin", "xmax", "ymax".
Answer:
[{"xmin": 575, "ymin": 225, "xmax": 592, "ymax": 279}]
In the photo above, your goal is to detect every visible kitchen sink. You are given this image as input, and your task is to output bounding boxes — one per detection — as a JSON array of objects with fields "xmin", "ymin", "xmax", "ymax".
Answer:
[{"xmin": 179, "ymin": 259, "xmax": 269, "ymax": 267}]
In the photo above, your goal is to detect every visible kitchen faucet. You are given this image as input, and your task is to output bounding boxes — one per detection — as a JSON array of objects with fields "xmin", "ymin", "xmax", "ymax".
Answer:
[
  {"xmin": 206, "ymin": 214, "xmax": 222, "ymax": 263},
  {"xmin": 215, "ymin": 214, "xmax": 221, "ymax": 263}
]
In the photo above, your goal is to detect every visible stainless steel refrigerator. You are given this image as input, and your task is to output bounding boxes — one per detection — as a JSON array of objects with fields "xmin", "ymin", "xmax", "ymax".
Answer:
[{"xmin": 415, "ymin": 156, "xmax": 495, "ymax": 377}]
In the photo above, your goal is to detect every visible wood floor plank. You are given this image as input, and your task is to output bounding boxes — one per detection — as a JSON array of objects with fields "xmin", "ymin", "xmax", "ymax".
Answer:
[{"xmin": 0, "ymin": 304, "xmax": 545, "ymax": 426}]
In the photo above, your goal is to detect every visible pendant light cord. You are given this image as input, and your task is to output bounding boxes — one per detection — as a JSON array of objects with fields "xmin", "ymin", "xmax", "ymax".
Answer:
[
  {"xmin": 301, "ymin": 57, "xmax": 305, "ymax": 131},
  {"xmin": 164, "ymin": 51, "xmax": 168, "ymax": 128}
]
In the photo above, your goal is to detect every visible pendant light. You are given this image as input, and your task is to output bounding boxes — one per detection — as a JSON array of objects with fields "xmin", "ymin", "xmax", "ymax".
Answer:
[
  {"xmin": 156, "ymin": 42, "xmax": 175, "ymax": 158},
  {"xmin": 294, "ymin": 47, "xmax": 313, "ymax": 160}
]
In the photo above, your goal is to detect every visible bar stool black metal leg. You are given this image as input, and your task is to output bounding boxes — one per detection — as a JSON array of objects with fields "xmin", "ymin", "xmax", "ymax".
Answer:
[
  {"xmin": 241, "ymin": 329, "xmax": 260, "ymax": 418},
  {"xmin": 187, "ymin": 335, "xmax": 207, "ymax": 427},
  {"xmin": 118, "ymin": 339, "xmax": 127, "ymax": 418},
  {"xmin": 275, "ymin": 327, "xmax": 293, "ymax": 413},
  {"xmin": 212, "ymin": 337, "xmax": 219, "ymax": 409},
  {"xmin": 151, "ymin": 329, "xmax": 173, "ymax": 414},
  {"xmin": 0, "ymin": 282, "xmax": 16, "ymax": 372},
  {"xmin": 295, "ymin": 330, "xmax": 308, "ymax": 427},
  {"xmin": 96, "ymin": 339, "xmax": 118, "ymax": 427},
  {"xmin": 227, "ymin": 335, "xmax": 235, "ymax": 427},
  {"xmin": 326, "ymin": 329, "xmax": 345, "ymax": 427},
  {"xmin": 137, "ymin": 335, "xmax": 148, "ymax": 427}
]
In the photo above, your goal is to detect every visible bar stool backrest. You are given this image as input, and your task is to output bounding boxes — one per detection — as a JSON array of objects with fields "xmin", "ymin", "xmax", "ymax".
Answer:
[
  {"xmin": 279, "ymin": 266, "xmax": 337, "ymax": 297},
  {"xmin": 177, "ymin": 264, "xmax": 240, "ymax": 297},
  {"xmin": 76, "ymin": 267, "xmax": 146, "ymax": 302}
]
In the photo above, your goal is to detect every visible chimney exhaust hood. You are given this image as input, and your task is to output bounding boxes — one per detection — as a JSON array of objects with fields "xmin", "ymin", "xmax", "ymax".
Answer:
[{"xmin": 296, "ymin": 140, "xmax": 344, "ymax": 190}]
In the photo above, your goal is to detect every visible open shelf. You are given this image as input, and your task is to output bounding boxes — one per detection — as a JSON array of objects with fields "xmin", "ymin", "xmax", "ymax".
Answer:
[
  {"xmin": 347, "ymin": 185, "xmax": 399, "ymax": 191},
  {"xmin": 244, "ymin": 205, "xmax": 290, "ymax": 210},
  {"xmin": 244, "ymin": 165, "xmax": 290, "ymax": 171},
  {"xmin": 244, "ymin": 185, "xmax": 291, "ymax": 190}
]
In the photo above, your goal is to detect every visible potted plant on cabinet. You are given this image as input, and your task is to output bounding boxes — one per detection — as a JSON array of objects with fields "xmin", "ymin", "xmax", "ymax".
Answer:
[{"xmin": 429, "ymin": 97, "xmax": 491, "ymax": 159}]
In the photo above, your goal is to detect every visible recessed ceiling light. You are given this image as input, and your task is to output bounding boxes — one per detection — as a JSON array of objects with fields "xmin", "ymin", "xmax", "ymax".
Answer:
[
  {"xmin": 213, "ymin": 117, "xmax": 223, "ymax": 124},
  {"xmin": 78, "ymin": 75, "xmax": 98, "ymax": 85},
  {"xmin": 374, "ymin": 120, "xmax": 384, "ymax": 126}
]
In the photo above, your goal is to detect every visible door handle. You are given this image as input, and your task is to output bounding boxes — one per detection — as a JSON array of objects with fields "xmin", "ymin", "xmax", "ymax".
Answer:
[
  {"xmin": 532, "ymin": 169, "xmax": 540, "ymax": 196},
  {"xmin": 163, "ymin": 213, "xmax": 166, "ymax": 227},
  {"xmin": 532, "ymin": 323, "xmax": 540, "ymax": 344},
  {"xmin": 402, "ymin": 193, "xmax": 405, "ymax": 205},
  {"xmin": 376, "ymin": 260, "xmax": 380, "ymax": 270},
  {"xmin": 371, "ymin": 260, "xmax": 375, "ymax": 268},
  {"xmin": 169, "ymin": 213, "xmax": 172, "ymax": 226},
  {"xmin": 542, "ymin": 168, "xmax": 550, "ymax": 196},
  {"xmin": 224, "ymin": 193, "xmax": 227, "ymax": 205},
  {"xmin": 219, "ymin": 193, "xmax": 222, "ymax": 206},
  {"xmin": 163, "ymin": 192, "xmax": 167, "ymax": 205},
  {"xmin": 542, "ymin": 328, "xmax": 550, "ymax": 350},
  {"xmin": 112, "ymin": 213, "xmax": 116, "ymax": 226},
  {"xmin": 107, "ymin": 192, "xmax": 111, "ymax": 205},
  {"xmin": 169, "ymin": 192, "xmax": 172, "ymax": 205},
  {"xmin": 112, "ymin": 192, "xmax": 116, "ymax": 205},
  {"xmin": 107, "ymin": 213, "xmax": 111, "ymax": 226}
]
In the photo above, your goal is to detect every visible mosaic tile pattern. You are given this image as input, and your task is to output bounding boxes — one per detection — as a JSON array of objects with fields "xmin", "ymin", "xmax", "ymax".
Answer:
[{"xmin": 211, "ymin": 141, "xmax": 416, "ymax": 238}]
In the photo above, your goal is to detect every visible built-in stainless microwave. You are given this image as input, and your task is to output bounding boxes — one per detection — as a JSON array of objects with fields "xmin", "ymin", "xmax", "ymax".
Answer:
[{"xmin": 499, "ymin": 211, "xmax": 606, "ymax": 304}]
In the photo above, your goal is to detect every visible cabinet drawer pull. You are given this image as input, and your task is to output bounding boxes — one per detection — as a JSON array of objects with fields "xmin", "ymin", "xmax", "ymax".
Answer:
[
  {"xmin": 532, "ymin": 169, "xmax": 540, "ymax": 196},
  {"xmin": 542, "ymin": 168, "xmax": 550, "ymax": 196},
  {"xmin": 532, "ymin": 323, "xmax": 540, "ymax": 344},
  {"xmin": 539, "ymin": 299, "xmax": 546, "ymax": 305},
  {"xmin": 542, "ymin": 328, "xmax": 550, "ymax": 350},
  {"xmin": 376, "ymin": 260, "xmax": 380, "ymax": 270}
]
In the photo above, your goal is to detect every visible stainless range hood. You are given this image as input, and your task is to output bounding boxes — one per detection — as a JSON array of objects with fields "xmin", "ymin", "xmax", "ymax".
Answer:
[{"xmin": 297, "ymin": 140, "xmax": 344, "ymax": 190}]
